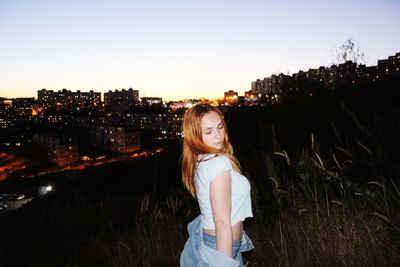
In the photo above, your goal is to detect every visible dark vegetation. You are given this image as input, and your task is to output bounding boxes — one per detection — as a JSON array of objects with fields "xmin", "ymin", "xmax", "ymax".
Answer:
[{"xmin": 1, "ymin": 81, "xmax": 400, "ymax": 266}]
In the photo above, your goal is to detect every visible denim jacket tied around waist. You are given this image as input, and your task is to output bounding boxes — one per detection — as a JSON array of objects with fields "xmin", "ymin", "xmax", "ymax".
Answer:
[{"xmin": 180, "ymin": 214, "xmax": 254, "ymax": 267}]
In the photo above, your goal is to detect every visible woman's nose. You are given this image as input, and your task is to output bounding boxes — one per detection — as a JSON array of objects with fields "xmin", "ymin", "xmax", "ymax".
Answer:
[{"xmin": 215, "ymin": 130, "xmax": 222, "ymax": 139}]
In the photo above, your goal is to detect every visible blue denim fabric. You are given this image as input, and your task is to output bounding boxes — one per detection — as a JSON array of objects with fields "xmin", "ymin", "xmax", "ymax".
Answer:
[
  {"xmin": 202, "ymin": 232, "xmax": 241, "ymax": 258},
  {"xmin": 180, "ymin": 215, "xmax": 254, "ymax": 267}
]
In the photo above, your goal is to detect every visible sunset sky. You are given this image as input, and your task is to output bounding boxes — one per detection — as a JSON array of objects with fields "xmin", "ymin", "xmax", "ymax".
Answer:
[{"xmin": 0, "ymin": 0, "xmax": 399, "ymax": 101}]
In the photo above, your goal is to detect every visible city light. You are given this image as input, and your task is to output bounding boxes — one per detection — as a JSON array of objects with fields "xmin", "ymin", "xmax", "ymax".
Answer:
[{"xmin": 38, "ymin": 185, "xmax": 54, "ymax": 196}]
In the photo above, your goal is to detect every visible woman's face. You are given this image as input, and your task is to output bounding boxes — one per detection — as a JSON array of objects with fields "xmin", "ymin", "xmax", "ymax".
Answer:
[{"xmin": 200, "ymin": 111, "xmax": 225, "ymax": 149}]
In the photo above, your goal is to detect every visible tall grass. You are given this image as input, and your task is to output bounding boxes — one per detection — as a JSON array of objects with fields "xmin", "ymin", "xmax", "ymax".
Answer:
[
  {"xmin": 242, "ymin": 104, "xmax": 400, "ymax": 266},
  {"xmin": 250, "ymin": 140, "xmax": 400, "ymax": 266}
]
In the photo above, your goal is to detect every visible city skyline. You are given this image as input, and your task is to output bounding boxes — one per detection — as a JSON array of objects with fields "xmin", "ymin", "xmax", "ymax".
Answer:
[{"xmin": 1, "ymin": 0, "xmax": 399, "ymax": 101}]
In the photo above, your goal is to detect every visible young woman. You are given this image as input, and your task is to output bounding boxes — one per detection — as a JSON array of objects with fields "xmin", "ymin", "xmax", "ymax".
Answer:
[{"xmin": 180, "ymin": 104, "xmax": 254, "ymax": 267}]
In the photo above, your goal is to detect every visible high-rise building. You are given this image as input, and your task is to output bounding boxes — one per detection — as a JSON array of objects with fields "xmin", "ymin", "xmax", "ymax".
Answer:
[
  {"xmin": 104, "ymin": 88, "xmax": 139, "ymax": 112},
  {"xmin": 378, "ymin": 53, "xmax": 400, "ymax": 80},
  {"xmin": 90, "ymin": 125, "xmax": 141, "ymax": 153},
  {"xmin": 8, "ymin": 97, "xmax": 35, "ymax": 116},
  {"xmin": 37, "ymin": 89, "xmax": 101, "ymax": 110},
  {"xmin": 33, "ymin": 134, "xmax": 79, "ymax": 166},
  {"xmin": 251, "ymin": 74, "xmax": 293, "ymax": 96},
  {"xmin": 0, "ymin": 98, "xmax": 36, "ymax": 130}
]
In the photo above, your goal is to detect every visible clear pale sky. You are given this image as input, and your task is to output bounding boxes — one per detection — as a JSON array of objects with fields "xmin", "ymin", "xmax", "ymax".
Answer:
[{"xmin": 0, "ymin": 0, "xmax": 399, "ymax": 101}]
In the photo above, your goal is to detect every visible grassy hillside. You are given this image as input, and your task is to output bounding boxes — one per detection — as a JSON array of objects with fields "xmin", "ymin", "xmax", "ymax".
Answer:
[{"xmin": 1, "ymin": 84, "xmax": 399, "ymax": 266}]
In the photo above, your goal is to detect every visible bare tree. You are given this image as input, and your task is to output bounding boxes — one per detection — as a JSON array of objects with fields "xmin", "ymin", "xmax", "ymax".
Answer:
[{"xmin": 331, "ymin": 38, "xmax": 366, "ymax": 65}]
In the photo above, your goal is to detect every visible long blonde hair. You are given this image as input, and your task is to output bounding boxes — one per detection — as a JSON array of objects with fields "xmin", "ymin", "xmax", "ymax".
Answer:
[{"xmin": 181, "ymin": 104, "xmax": 240, "ymax": 198}]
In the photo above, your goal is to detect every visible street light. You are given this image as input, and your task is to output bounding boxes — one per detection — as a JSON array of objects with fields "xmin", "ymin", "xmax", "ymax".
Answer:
[{"xmin": 38, "ymin": 185, "xmax": 54, "ymax": 196}]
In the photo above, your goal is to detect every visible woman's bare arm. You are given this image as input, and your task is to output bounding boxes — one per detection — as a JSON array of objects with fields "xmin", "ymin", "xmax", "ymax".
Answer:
[{"xmin": 210, "ymin": 170, "xmax": 233, "ymax": 257}]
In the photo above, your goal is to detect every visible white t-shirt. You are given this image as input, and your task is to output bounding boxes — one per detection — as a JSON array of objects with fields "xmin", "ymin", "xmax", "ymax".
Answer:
[{"xmin": 195, "ymin": 154, "xmax": 253, "ymax": 230}]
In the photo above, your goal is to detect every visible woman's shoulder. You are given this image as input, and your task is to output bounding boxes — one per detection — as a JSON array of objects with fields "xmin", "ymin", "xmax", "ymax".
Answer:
[
  {"xmin": 196, "ymin": 154, "xmax": 232, "ymax": 183},
  {"xmin": 199, "ymin": 154, "xmax": 230, "ymax": 165},
  {"xmin": 199, "ymin": 154, "xmax": 231, "ymax": 171}
]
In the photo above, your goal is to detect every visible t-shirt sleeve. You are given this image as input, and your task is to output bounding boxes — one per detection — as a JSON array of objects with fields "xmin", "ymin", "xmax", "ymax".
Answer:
[{"xmin": 206, "ymin": 155, "xmax": 232, "ymax": 183}]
